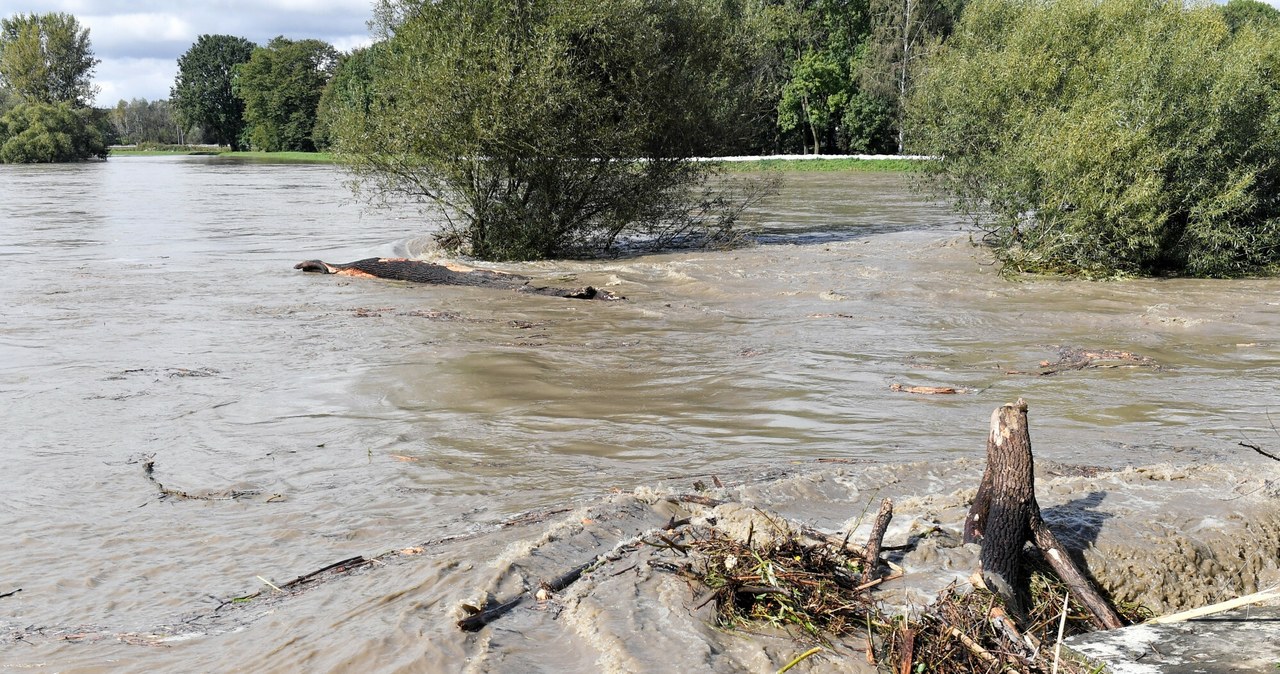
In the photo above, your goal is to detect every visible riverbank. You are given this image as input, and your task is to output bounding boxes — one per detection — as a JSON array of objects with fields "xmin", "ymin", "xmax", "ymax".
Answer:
[{"xmin": 106, "ymin": 148, "xmax": 927, "ymax": 171}]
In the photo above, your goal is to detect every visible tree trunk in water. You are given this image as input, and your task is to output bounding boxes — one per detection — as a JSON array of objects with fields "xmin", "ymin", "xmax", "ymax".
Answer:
[{"xmin": 964, "ymin": 400, "xmax": 1125, "ymax": 630}]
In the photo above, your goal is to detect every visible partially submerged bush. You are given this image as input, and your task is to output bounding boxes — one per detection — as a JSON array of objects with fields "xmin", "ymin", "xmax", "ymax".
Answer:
[
  {"xmin": 329, "ymin": 0, "xmax": 771, "ymax": 261},
  {"xmin": 910, "ymin": 0, "xmax": 1280, "ymax": 277},
  {"xmin": 0, "ymin": 100, "xmax": 105, "ymax": 163}
]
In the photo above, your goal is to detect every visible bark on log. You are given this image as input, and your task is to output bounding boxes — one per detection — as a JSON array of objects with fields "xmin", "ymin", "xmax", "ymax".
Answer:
[
  {"xmin": 964, "ymin": 400, "xmax": 1124, "ymax": 630},
  {"xmin": 862, "ymin": 498, "xmax": 894, "ymax": 586}
]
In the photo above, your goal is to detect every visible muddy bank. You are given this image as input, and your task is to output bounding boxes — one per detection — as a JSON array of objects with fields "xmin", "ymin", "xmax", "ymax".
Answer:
[{"xmin": 6, "ymin": 456, "xmax": 1278, "ymax": 672}]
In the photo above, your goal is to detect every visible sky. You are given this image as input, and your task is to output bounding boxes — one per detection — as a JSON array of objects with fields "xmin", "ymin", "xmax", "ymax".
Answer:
[{"xmin": 0, "ymin": 1, "xmax": 376, "ymax": 105}]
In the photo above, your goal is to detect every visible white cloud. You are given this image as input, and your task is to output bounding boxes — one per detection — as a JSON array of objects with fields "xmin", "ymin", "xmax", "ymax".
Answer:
[
  {"xmin": 330, "ymin": 33, "xmax": 374, "ymax": 53},
  {"xmin": 83, "ymin": 13, "xmax": 194, "ymax": 43},
  {"xmin": 258, "ymin": 0, "xmax": 375, "ymax": 12},
  {"xmin": 93, "ymin": 56, "xmax": 177, "ymax": 105},
  {"xmin": 0, "ymin": 1, "xmax": 377, "ymax": 102}
]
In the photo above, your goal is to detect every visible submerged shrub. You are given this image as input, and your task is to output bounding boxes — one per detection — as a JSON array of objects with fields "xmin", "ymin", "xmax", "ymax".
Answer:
[
  {"xmin": 910, "ymin": 0, "xmax": 1280, "ymax": 277},
  {"xmin": 329, "ymin": 0, "xmax": 770, "ymax": 261},
  {"xmin": 0, "ymin": 100, "xmax": 105, "ymax": 163}
]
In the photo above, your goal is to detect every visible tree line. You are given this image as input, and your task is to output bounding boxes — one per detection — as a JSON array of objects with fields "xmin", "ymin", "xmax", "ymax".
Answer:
[
  {"xmin": 164, "ymin": 0, "xmax": 960, "ymax": 157},
  {"xmin": 5, "ymin": 0, "xmax": 1280, "ymax": 275}
]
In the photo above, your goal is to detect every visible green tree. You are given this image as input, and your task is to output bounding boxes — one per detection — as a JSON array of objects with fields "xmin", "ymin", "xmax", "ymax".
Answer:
[
  {"xmin": 778, "ymin": 51, "xmax": 848, "ymax": 154},
  {"xmin": 315, "ymin": 45, "xmax": 385, "ymax": 150},
  {"xmin": 233, "ymin": 37, "xmax": 337, "ymax": 152},
  {"xmin": 171, "ymin": 34, "xmax": 256, "ymax": 149},
  {"xmin": 0, "ymin": 100, "xmax": 105, "ymax": 162},
  {"xmin": 1220, "ymin": 0, "xmax": 1280, "ymax": 32},
  {"xmin": 369, "ymin": 0, "xmax": 419, "ymax": 39},
  {"xmin": 111, "ymin": 98, "xmax": 189, "ymax": 145},
  {"xmin": 861, "ymin": 0, "xmax": 964, "ymax": 153},
  {"xmin": 0, "ymin": 13, "xmax": 98, "ymax": 107},
  {"xmin": 759, "ymin": 0, "xmax": 897, "ymax": 155},
  {"xmin": 331, "ymin": 0, "xmax": 770, "ymax": 261},
  {"xmin": 911, "ymin": 0, "xmax": 1280, "ymax": 277}
]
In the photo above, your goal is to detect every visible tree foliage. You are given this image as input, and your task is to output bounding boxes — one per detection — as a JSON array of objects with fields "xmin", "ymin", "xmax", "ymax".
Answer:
[
  {"xmin": 0, "ymin": 12, "xmax": 98, "ymax": 107},
  {"xmin": 762, "ymin": 0, "xmax": 902, "ymax": 155},
  {"xmin": 862, "ymin": 0, "xmax": 964, "ymax": 153},
  {"xmin": 1220, "ymin": 0, "xmax": 1280, "ymax": 32},
  {"xmin": 315, "ymin": 46, "xmax": 384, "ymax": 150},
  {"xmin": 330, "ymin": 0, "xmax": 771, "ymax": 261},
  {"xmin": 233, "ymin": 37, "xmax": 337, "ymax": 152},
  {"xmin": 0, "ymin": 100, "xmax": 105, "ymax": 162},
  {"xmin": 911, "ymin": 0, "xmax": 1280, "ymax": 277},
  {"xmin": 110, "ymin": 97, "xmax": 191, "ymax": 145},
  {"xmin": 778, "ymin": 50, "xmax": 849, "ymax": 154},
  {"xmin": 171, "ymin": 34, "xmax": 256, "ymax": 149}
]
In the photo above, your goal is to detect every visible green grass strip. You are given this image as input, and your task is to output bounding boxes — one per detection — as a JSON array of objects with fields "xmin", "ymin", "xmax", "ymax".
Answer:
[
  {"xmin": 714, "ymin": 157, "xmax": 928, "ymax": 173},
  {"xmin": 216, "ymin": 151, "xmax": 335, "ymax": 163}
]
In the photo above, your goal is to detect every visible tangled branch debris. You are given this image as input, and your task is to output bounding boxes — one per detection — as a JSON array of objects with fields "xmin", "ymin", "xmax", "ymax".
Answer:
[
  {"xmin": 140, "ymin": 456, "xmax": 266, "ymax": 502},
  {"xmin": 1009, "ymin": 346, "xmax": 1161, "ymax": 376},
  {"xmin": 681, "ymin": 518, "xmax": 1146, "ymax": 673}
]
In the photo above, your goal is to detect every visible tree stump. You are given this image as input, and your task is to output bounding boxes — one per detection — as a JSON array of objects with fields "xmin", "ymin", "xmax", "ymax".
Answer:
[{"xmin": 964, "ymin": 399, "xmax": 1124, "ymax": 630}]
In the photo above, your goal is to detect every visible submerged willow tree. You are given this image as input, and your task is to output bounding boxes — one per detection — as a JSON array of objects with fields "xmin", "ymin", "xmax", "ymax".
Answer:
[
  {"xmin": 910, "ymin": 0, "xmax": 1280, "ymax": 277},
  {"xmin": 0, "ymin": 12, "xmax": 105, "ymax": 162},
  {"xmin": 329, "ymin": 0, "xmax": 770, "ymax": 261}
]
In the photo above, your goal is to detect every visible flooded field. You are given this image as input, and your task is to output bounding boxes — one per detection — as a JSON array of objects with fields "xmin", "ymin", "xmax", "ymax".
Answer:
[{"xmin": 2, "ymin": 158, "xmax": 1279, "ymax": 672}]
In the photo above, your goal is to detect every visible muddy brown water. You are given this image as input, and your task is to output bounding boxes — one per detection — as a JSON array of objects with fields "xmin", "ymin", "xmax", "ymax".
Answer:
[{"xmin": 2, "ymin": 157, "xmax": 1279, "ymax": 672}]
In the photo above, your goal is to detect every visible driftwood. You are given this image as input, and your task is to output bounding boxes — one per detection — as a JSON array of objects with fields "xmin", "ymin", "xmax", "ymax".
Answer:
[
  {"xmin": 1008, "ymin": 346, "xmax": 1160, "ymax": 376},
  {"xmin": 1239, "ymin": 441, "xmax": 1280, "ymax": 462},
  {"xmin": 281, "ymin": 556, "xmax": 370, "ymax": 590},
  {"xmin": 1147, "ymin": 585, "xmax": 1280, "ymax": 624},
  {"xmin": 457, "ymin": 559, "xmax": 596, "ymax": 631},
  {"xmin": 862, "ymin": 498, "xmax": 894, "ymax": 585},
  {"xmin": 141, "ymin": 457, "xmax": 264, "ymax": 502},
  {"xmin": 964, "ymin": 400, "xmax": 1124, "ymax": 630},
  {"xmin": 890, "ymin": 383, "xmax": 966, "ymax": 395},
  {"xmin": 295, "ymin": 258, "xmax": 624, "ymax": 301}
]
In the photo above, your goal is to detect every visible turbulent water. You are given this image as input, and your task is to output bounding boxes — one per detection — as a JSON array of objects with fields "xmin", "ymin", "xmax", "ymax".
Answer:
[{"xmin": 3, "ymin": 157, "xmax": 1279, "ymax": 672}]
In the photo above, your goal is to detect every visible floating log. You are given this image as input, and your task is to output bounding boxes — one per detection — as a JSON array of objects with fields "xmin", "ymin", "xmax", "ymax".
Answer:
[
  {"xmin": 295, "ymin": 258, "xmax": 624, "ymax": 300},
  {"xmin": 890, "ymin": 383, "xmax": 964, "ymax": 395},
  {"xmin": 964, "ymin": 400, "xmax": 1124, "ymax": 630}
]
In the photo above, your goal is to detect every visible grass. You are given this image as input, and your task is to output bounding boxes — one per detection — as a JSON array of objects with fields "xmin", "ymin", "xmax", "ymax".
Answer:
[
  {"xmin": 714, "ymin": 157, "xmax": 929, "ymax": 173},
  {"xmin": 107, "ymin": 147, "xmax": 335, "ymax": 163},
  {"xmin": 109, "ymin": 148, "xmax": 222, "ymax": 157},
  {"xmin": 217, "ymin": 151, "xmax": 335, "ymax": 163}
]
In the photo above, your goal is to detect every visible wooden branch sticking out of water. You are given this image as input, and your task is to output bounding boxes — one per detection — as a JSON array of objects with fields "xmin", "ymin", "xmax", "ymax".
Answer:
[
  {"xmin": 964, "ymin": 400, "xmax": 1124, "ymax": 630},
  {"xmin": 1239, "ymin": 441, "xmax": 1280, "ymax": 462},
  {"xmin": 140, "ymin": 457, "xmax": 263, "ymax": 502},
  {"xmin": 862, "ymin": 498, "xmax": 893, "ymax": 586}
]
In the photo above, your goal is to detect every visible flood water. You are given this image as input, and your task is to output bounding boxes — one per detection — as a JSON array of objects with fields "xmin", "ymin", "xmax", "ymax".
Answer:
[{"xmin": 3, "ymin": 157, "xmax": 1279, "ymax": 672}]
